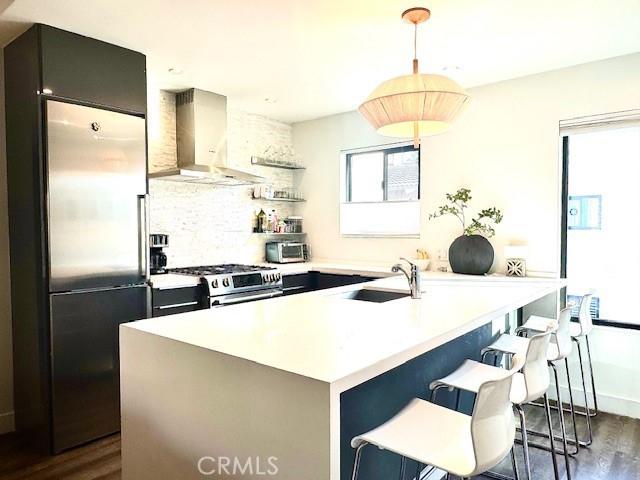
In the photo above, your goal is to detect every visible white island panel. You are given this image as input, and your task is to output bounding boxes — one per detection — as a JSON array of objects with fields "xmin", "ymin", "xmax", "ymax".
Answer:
[{"xmin": 121, "ymin": 327, "xmax": 330, "ymax": 480}]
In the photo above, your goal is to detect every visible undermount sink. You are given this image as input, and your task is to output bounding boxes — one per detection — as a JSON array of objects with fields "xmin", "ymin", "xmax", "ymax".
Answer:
[{"xmin": 339, "ymin": 288, "xmax": 410, "ymax": 303}]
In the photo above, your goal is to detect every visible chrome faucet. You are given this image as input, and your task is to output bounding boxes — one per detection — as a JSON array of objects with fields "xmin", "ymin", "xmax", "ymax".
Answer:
[{"xmin": 391, "ymin": 257, "xmax": 422, "ymax": 299}]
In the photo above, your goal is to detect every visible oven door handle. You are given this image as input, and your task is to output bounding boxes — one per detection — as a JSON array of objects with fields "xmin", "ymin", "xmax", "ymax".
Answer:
[{"xmin": 212, "ymin": 289, "xmax": 283, "ymax": 306}]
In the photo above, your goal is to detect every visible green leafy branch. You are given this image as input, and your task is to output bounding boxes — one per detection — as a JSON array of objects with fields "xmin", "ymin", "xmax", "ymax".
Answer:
[
  {"xmin": 429, "ymin": 188, "xmax": 503, "ymax": 238},
  {"xmin": 428, "ymin": 188, "xmax": 472, "ymax": 229}
]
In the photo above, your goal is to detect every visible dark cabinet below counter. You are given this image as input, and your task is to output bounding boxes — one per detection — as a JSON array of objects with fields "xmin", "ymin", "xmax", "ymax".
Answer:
[
  {"xmin": 152, "ymin": 285, "xmax": 205, "ymax": 317},
  {"xmin": 282, "ymin": 272, "xmax": 377, "ymax": 296}
]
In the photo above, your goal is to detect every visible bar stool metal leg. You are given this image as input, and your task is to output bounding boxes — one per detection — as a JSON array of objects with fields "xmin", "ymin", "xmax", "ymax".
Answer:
[
  {"xmin": 351, "ymin": 442, "xmax": 367, "ymax": 480},
  {"xmin": 530, "ymin": 357, "xmax": 588, "ymax": 450},
  {"xmin": 575, "ymin": 338, "xmax": 594, "ymax": 445},
  {"xmin": 398, "ymin": 456, "xmax": 406, "ymax": 480},
  {"xmin": 543, "ymin": 394, "xmax": 561, "ymax": 480},
  {"xmin": 585, "ymin": 335, "xmax": 598, "ymax": 417},
  {"xmin": 551, "ymin": 363, "xmax": 572, "ymax": 479},
  {"xmin": 565, "ymin": 358, "xmax": 581, "ymax": 452},
  {"xmin": 515, "ymin": 404, "xmax": 532, "ymax": 480},
  {"xmin": 511, "ymin": 446, "xmax": 521, "ymax": 480}
]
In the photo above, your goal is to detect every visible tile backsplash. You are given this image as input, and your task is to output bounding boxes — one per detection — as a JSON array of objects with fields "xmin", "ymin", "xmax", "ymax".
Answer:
[{"xmin": 148, "ymin": 90, "xmax": 299, "ymax": 267}]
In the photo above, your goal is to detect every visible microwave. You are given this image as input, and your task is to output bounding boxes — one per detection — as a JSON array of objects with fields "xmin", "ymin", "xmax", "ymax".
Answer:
[{"xmin": 265, "ymin": 242, "xmax": 308, "ymax": 263}]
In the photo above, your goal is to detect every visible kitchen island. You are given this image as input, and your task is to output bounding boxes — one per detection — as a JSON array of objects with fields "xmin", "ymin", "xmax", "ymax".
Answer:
[{"xmin": 120, "ymin": 274, "xmax": 565, "ymax": 480}]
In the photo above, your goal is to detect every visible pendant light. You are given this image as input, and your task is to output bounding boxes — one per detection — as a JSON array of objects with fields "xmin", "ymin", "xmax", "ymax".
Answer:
[{"xmin": 358, "ymin": 7, "xmax": 469, "ymax": 147}]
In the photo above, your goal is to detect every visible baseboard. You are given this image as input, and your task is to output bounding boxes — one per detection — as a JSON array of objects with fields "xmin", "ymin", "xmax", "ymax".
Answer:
[
  {"xmin": 549, "ymin": 384, "xmax": 640, "ymax": 419},
  {"xmin": 0, "ymin": 411, "xmax": 15, "ymax": 434}
]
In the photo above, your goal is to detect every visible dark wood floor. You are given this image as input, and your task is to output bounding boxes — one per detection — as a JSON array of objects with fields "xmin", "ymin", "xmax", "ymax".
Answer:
[
  {"xmin": 0, "ymin": 433, "xmax": 120, "ymax": 480},
  {"xmin": 477, "ymin": 405, "xmax": 640, "ymax": 480},
  {"xmin": 0, "ymin": 407, "xmax": 638, "ymax": 479}
]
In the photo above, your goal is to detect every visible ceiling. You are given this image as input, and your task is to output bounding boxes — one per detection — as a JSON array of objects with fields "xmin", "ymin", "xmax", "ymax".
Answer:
[{"xmin": 1, "ymin": 0, "xmax": 640, "ymax": 123}]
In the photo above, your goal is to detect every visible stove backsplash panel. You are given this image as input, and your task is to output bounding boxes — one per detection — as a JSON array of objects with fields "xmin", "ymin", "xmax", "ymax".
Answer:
[{"xmin": 148, "ymin": 90, "xmax": 296, "ymax": 267}]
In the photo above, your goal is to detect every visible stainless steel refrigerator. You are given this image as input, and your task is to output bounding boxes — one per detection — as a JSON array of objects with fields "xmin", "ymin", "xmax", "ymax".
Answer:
[{"xmin": 45, "ymin": 99, "xmax": 150, "ymax": 451}]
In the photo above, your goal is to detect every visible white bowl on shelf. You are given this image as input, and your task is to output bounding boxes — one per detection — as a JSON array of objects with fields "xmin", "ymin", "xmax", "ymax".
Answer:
[{"xmin": 412, "ymin": 259, "xmax": 431, "ymax": 271}]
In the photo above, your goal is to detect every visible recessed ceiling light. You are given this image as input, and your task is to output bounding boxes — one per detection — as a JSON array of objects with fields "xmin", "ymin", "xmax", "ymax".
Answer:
[
  {"xmin": 168, "ymin": 67, "xmax": 183, "ymax": 75},
  {"xmin": 42, "ymin": 88, "xmax": 53, "ymax": 95},
  {"xmin": 264, "ymin": 97, "xmax": 278, "ymax": 104}
]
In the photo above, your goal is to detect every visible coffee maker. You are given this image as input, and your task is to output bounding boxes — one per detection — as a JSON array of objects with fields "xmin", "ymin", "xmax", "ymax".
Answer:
[{"xmin": 149, "ymin": 233, "xmax": 169, "ymax": 274}]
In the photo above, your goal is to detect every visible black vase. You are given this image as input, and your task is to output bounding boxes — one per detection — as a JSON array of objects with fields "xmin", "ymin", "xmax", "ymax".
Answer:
[{"xmin": 448, "ymin": 234, "xmax": 494, "ymax": 275}]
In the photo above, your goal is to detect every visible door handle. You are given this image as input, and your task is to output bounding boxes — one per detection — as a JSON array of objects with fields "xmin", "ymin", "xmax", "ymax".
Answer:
[
  {"xmin": 156, "ymin": 301, "xmax": 199, "ymax": 310},
  {"xmin": 138, "ymin": 194, "xmax": 150, "ymax": 281}
]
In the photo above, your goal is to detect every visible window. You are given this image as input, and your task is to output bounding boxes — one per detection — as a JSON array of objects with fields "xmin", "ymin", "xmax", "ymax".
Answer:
[
  {"xmin": 567, "ymin": 295, "xmax": 600, "ymax": 319},
  {"xmin": 340, "ymin": 143, "xmax": 420, "ymax": 237},
  {"xmin": 346, "ymin": 145, "xmax": 420, "ymax": 202},
  {"xmin": 568, "ymin": 195, "xmax": 602, "ymax": 230},
  {"xmin": 560, "ymin": 120, "xmax": 640, "ymax": 328}
]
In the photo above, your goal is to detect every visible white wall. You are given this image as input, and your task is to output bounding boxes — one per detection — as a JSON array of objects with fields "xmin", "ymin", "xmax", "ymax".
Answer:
[
  {"xmin": 294, "ymin": 53, "xmax": 640, "ymax": 273},
  {"xmin": 293, "ymin": 53, "xmax": 640, "ymax": 417}
]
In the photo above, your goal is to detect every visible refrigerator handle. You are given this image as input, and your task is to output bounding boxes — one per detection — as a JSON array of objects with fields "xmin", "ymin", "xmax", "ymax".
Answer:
[{"xmin": 138, "ymin": 194, "xmax": 150, "ymax": 281}]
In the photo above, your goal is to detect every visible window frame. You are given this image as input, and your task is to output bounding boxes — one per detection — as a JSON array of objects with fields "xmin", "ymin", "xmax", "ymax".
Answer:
[{"xmin": 345, "ymin": 144, "xmax": 420, "ymax": 203}]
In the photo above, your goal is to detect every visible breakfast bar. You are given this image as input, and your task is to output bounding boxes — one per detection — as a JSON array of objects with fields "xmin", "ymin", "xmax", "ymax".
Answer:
[{"xmin": 119, "ymin": 274, "xmax": 564, "ymax": 480}]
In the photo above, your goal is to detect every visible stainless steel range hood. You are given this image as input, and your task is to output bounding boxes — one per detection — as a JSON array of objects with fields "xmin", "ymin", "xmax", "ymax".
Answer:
[{"xmin": 148, "ymin": 89, "xmax": 265, "ymax": 186}]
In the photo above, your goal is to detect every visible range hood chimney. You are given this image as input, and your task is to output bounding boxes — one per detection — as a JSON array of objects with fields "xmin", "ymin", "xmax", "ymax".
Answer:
[{"xmin": 149, "ymin": 89, "xmax": 265, "ymax": 185}]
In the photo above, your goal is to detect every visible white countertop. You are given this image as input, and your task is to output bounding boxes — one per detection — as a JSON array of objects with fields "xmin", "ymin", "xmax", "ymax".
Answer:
[
  {"xmin": 148, "ymin": 260, "xmax": 395, "ymax": 290},
  {"xmin": 149, "ymin": 273, "xmax": 201, "ymax": 289},
  {"xmin": 126, "ymin": 274, "xmax": 565, "ymax": 390},
  {"xmin": 260, "ymin": 260, "xmax": 396, "ymax": 276},
  {"xmin": 150, "ymin": 259, "xmax": 556, "ymax": 289}
]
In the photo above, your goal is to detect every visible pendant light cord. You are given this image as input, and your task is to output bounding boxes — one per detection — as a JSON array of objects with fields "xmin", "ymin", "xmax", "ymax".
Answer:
[
  {"xmin": 412, "ymin": 21, "xmax": 419, "ymax": 146},
  {"xmin": 412, "ymin": 22, "xmax": 419, "ymax": 74},
  {"xmin": 414, "ymin": 23, "xmax": 418, "ymax": 60}
]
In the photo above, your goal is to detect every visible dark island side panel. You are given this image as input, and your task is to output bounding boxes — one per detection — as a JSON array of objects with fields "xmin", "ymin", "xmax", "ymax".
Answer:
[{"xmin": 340, "ymin": 323, "xmax": 492, "ymax": 480}]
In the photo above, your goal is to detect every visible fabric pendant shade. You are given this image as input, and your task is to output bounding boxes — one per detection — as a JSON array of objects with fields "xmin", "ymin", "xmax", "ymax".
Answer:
[
  {"xmin": 359, "ymin": 7, "xmax": 470, "ymax": 144},
  {"xmin": 359, "ymin": 73, "xmax": 469, "ymax": 137}
]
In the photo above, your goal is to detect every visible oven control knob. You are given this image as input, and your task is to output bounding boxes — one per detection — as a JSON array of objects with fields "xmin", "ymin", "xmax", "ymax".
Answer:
[
  {"xmin": 266, "ymin": 274, "xmax": 272, "ymax": 283},
  {"xmin": 211, "ymin": 279, "xmax": 218, "ymax": 288},
  {"xmin": 275, "ymin": 273, "xmax": 281, "ymax": 281},
  {"xmin": 222, "ymin": 278, "xmax": 230, "ymax": 287},
  {"xmin": 263, "ymin": 275, "xmax": 269, "ymax": 283}
]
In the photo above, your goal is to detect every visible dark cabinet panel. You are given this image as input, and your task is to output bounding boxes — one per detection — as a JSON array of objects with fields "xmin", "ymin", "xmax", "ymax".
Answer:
[
  {"xmin": 39, "ymin": 25, "xmax": 147, "ymax": 114},
  {"xmin": 152, "ymin": 285, "xmax": 203, "ymax": 307},
  {"xmin": 152, "ymin": 285, "xmax": 205, "ymax": 317},
  {"xmin": 313, "ymin": 272, "xmax": 375, "ymax": 290},
  {"xmin": 282, "ymin": 273, "xmax": 313, "ymax": 295},
  {"xmin": 4, "ymin": 25, "xmax": 51, "ymax": 450},
  {"xmin": 153, "ymin": 303, "xmax": 202, "ymax": 317},
  {"xmin": 282, "ymin": 272, "xmax": 377, "ymax": 296},
  {"xmin": 50, "ymin": 286, "xmax": 148, "ymax": 452}
]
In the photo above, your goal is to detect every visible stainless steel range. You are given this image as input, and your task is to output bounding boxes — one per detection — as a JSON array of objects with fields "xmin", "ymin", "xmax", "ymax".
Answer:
[{"xmin": 169, "ymin": 264, "xmax": 283, "ymax": 307}]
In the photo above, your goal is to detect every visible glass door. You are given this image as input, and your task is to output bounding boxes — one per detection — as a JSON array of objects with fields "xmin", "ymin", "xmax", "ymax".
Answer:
[{"xmin": 562, "ymin": 124, "xmax": 640, "ymax": 326}]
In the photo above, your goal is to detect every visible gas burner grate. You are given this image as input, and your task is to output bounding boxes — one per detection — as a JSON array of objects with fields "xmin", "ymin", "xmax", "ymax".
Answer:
[{"xmin": 168, "ymin": 264, "xmax": 276, "ymax": 276}]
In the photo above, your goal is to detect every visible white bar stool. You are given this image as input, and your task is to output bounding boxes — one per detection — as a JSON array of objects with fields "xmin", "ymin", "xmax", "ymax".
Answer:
[
  {"xmin": 481, "ymin": 307, "xmax": 575, "ymax": 477},
  {"xmin": 429, "ymin": 329, "xmax": 559, "ymax": 480},
  {"xmin": 518, "ymin": 294, "xmax": 597, "ymax": 446},
  {"xmin": 350, "ymin": 357, "xmax": 524, "ymax": 480}
]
